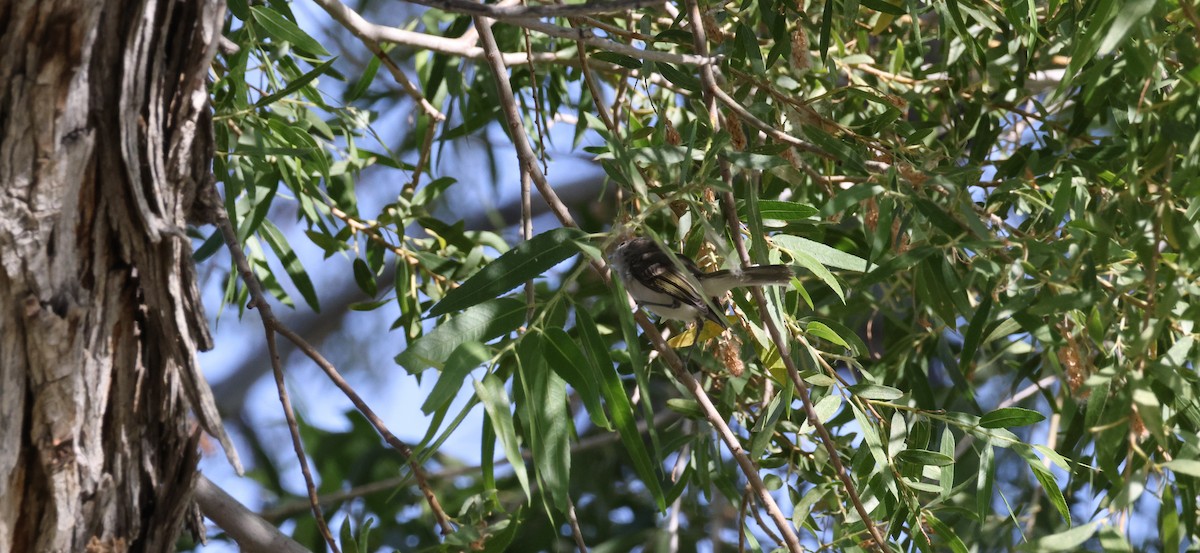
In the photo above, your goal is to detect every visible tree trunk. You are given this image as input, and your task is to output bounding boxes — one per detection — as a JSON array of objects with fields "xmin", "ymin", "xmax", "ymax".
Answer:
[{"xmin": 0, "ymin": 0, "xmax": 240, "ymax": 551}]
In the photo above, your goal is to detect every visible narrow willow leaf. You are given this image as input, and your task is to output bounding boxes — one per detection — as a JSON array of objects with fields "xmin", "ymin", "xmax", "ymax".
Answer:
[
  {"xmin": 805, "ymin": 318, "xmax": 867, "ymax": 356},
  {"xmin": 895, "ymin": 449, "xmax": 955, "ymax": 467},
  {"xmin": 429, "ymin": 227, "xmax": 585, "ymax": 316},
  {"xmin": 1096, "ymin": 526, "xmax": 1134, "ymax": 553},
  {"xmin": 1029, "ymin": 460, "xmax": 1070, "ymax": 523},
  {"xmin": 798, "ymin": 393, "xmax": 841, "ymax": 435},
  {"xmin": 1164, "ymin": 459, "xmax": 1200, "ymax": 478},
  {"xmin": 939, "ymin": 427, "xmax": 955, "ymax": 501},
  {"xmin": 590, "ymin": 51, "xmax": 643, "ymax": 69},
  {"xmin": 848, "ymin": 383, "xmax": 905, "ymax": 401},
  {"xmin": 979, "ymin": 407, "xmax": 1046, "ymax": 429},
  {"xmin": 1097, "ymin": 0, "xmax": 1154, "ymax": 55},
  {"xmin": 789, "ymin": 249, "xmax": 844, "ymax": 302},
  {"xmin": 806, "ymin": 320, "xmax": 851, "ymax": 349},
  {"xmin": 352, "ymin": 257, "xmax": 377, "ymax": 297},
  {"xmin": 773, "ymin": 234, "xmax": 871, "ymax": 272},
  {"xmin": 542, "ymin": 328, "xmax": 611, "ymax": 430},
  {"xmin": 250, "ymin": 6, "xmax": 331, "ymax": 57},
  {"xmin": 1032, "ymin": 522, "xmax": 1099, "ymax": 551},
  {"xmin": 792, "ymin": 485, "xmax": 827, "ymax": 529},
  {"xmin": 474, "ymin": 374, "xmax": 531, "ymax": 498},
  {"xmin": 859, "ymin": 0, "xmax": 906, "ymax": 15},
  {"xmin": 518, "ymin": 335, "xmax": 571, "ymax": 512},
  {"xmin": 744, "ymin": 197, "xmax": 820, "ymax": 221},
  {"xmin": 395, "ymin": 298, "xmax": 524, "ymax": 374},
  {"xmin": 960, "ymin": 293, "xmax": 992, "ymax": 367},
  {"xmin": 924, "ymin": 513, "xmax": 968, "ymax": 553},
  {"xmin": 422, "ymin": 341, "xmax": 488, "ymax": 415},
  {"xmin": 851, "ymin": 403, "xmax": 888, "ymax": 467},
  {"xmin": 345, "ymin": 54, "xmax": 380, "ymax": 102},
  {"xmin": 258, "ymin": 219, "xmax": 320, "ymax": 311},
  {"xmin": 256, "ymin": 57, "xmax": 337, "ymax": 107},
  {"xmin": 193, "ymin": 231, "xmax": 224, "ymax": 262},
  {"xmin": 750, "ymin": 385, "xmax": 792, "ymax": 458},
  {"xmin": 977, "ymin": 443, "xmax": 995, "ymax": 522},
  {"xmin": 576, "ymin": 309, "xmax": 665, "ymax": 509}
]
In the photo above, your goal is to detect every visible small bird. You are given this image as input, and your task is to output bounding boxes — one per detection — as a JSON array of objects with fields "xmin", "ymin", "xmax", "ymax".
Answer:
[{"xmin": 609, "ymin": 237, "xmax": 794, "ymax": 328}]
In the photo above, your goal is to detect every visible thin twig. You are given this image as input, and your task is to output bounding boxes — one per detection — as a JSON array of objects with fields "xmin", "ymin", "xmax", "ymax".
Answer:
[
  {"xmin": 406, "ymin": 0, "xmax": 658, "ymax": 19},
  {"xmin": 212, "ymin": 189, "xmax": 341, "ymax": 553},
  {"xmin": 211, "ymin": 184, "xmax": 455, "ymax": 536},
  {"xmin": 566, "ymin": 497, "xmax": 591, "ymax": 552},
  {"xmin": 310, "ymin": 0, "xmax": 445, "ymax": 120},
  {"xmin": 262, "ymin": 409, "xmax": 682, "ymax": 520},
  {"xmin": 683, "ymin": 0, "xmax": 807, "ymax": 549},
  {"xmin": 681, "ymin": 0, "xmax": 885, "ymax": 544},
  {"xmin": 270, "ymin": 322, "xmax": 455, "ymax": 535},
  {"xmin": 473, "ymin": 16, "xmax": 577, "ymax": 227},
  {"xmin": 329, "ymin": 5, "xmax": 718, "ymax": 67},
  {"xmin": 472, "ymin": 12, "xmax": 803, "ymax": 548}
]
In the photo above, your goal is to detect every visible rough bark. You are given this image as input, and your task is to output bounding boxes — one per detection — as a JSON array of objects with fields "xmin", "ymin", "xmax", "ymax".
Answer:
[{"xmin": 0, "ymin": 0, "xmax": 240, "ymax": 551}]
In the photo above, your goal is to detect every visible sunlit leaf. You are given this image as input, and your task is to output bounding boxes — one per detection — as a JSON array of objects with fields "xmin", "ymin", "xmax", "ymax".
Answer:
[{"xmin": 429, "ymin": 228, "xmax": 585, "ymax": 316}]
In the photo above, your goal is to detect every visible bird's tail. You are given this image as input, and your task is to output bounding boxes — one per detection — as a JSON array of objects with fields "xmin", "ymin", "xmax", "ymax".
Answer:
[{"xmin": 701, "ymin": 265, "xmax": 794, "ymax": 294}]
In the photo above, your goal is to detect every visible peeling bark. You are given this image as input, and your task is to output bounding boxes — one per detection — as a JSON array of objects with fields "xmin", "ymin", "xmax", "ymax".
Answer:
[{"xmin": 0, "ymin": 0, "xmax": 240, "ymax": 551}]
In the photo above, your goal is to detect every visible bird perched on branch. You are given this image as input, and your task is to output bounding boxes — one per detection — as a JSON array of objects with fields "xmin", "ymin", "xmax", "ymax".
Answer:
[{"xmin": 609, "ymin": 237, "xmax": 793, "ymax": 329}]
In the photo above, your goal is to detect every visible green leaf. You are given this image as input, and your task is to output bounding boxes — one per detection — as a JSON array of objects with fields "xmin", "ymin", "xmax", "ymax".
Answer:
[
  {"xmin": 1096, "ymin": 526, "xmax": 1134, "ymax": 553},
  {"xmin": 960, "ymin": 293, "xmax": 993, "ymax": 367},
  {"xmin": 590, "ymin": 51, "xmax": 643, "ymax": 69},
  {"xmin": 1028, "ymin": 460, "xmax": 1070, "ymax": 523},
  {"xmin": 805, "ymin": 320, "xmax": 852, "ymax": 350},
  {"xmin": 193, "ymin": 231, "xmax": 224, "ymax": 263},
  {"xmin": 250, "ymin": 6, "xmax": 331, "ymax": 57},
  {"xmin": 806, "ymin": 318, "xmax": 867, "ymax": 357},
  {"xmin": 773, "ymin": 234, "xmax": 871, "ymax": 272},
  {"xmin": 256, "ymin": 57, "xmax": 337, "ymax": 107},
  {"xmin": 422, "ymin": 341, "xmax": 489, "ymax": 415},
  {"xmin": 395, "ymin": 298, "xmax": 525, "ymax": 373},
  {"xmin": 979, "ymin": 407, "xmax": 1046, "ymax": 429},
  {"xmin": 542, "ymin": 328, "xmax": 611, "ymax": 430},
  {"xmin": 258, "ymin": 219, "xmax": 320, "ymax": 311},
  {"xmin": 1164, "ymin": 459, "xmax": 1200, "ymax": 478},
  {"xmin": 474, "ymin": 373, "xmax": 531, "ymax": 498},
  {"xmin": 789, "ymin": 249, "xmax": 845, "ymax": 302},
  {"xmin": 428, "ymin": 228, "xmax": 585, "ymax": 316},
  {"xmin": 1097, "ymin": 0, "xmax": 1154, "ymax": 55},
  {"xmin": 576, "ymin": 309, "xmax": 665, "ymax": 509},
  {"xmin": 799, "ymin": 393, "xmax": 842, "ymax": 434},
  {"xmin": 517, "ymin": 334, "xmax": 571, "ymax": 512},
  {"xmin": 939, "ymin": 427, "xmax": 955, "ymax": 500},
  {"xmin": 1028, "ymin": 522, "xmax": 1099, "ymax": 551},
  {"xmin": 859, "ymin": 0, "xmax": 906, "ymax": 15},
  {"xmin": 924, "ymin": 513, "xmax": 968, "ymax": 553},
  {"xmin": 346, "ymin": 54, "xmax": 380, "ymax": 102},
  {"xmin": 895, "ymin": 449, "xmax": 955, "ymax": 466},
  {"xmin": 749, "ymin": 200, "xmax": 820, "ymax": 222},
  {"xmin": 352, "ymin": 257, "xmax": 377, "ymax": 297},
  {"xmin": 848, "ymin": 383, "xmax": 905, "ymax": 401},
  {"xmin": 977, "ymin": 443, "xmax": 995, "ymax": 521}
]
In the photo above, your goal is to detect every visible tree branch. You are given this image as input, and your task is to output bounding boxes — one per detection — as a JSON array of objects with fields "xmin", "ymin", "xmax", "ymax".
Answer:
[
  {"xmin": 405, "ymin": 0, "xmax": 658, "ymax": 19},
  {"xmin": 195, "ymin": 475, "xmax": 311, "ymax": 553},
  {"xmin": 473, "ymin": 10, "xmax": 803, "ymax": 547},
  {"xmin": 210, "ymin": 186, "xmax": 341, "ymax": 553},
  {"xmin": 209, "ymin": 182, "xmax": 455, "ymax": 540}
]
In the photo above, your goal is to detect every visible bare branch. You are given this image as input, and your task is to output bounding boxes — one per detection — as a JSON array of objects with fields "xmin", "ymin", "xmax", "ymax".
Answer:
[
  {"xmin": 405, "ymin": 0, "xmax": 658, "ymax": 19},
  {"xmin": 473, "ymin": 11, "xmax": 803, "ymax": 548},
  {"xmin": 210, "ymin": 186, "xmax": 341, "ymax": 553},
  {"xmin": 195, "ymin": 475, "xmax": 311, "ymax": 553},
  {"xmin": 310, "ymin": 0, "xmax": 445, "ymax": 120},
  {"xmin": 209, "ymin": 183, "xmax": 455, "ymax": 539}
]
